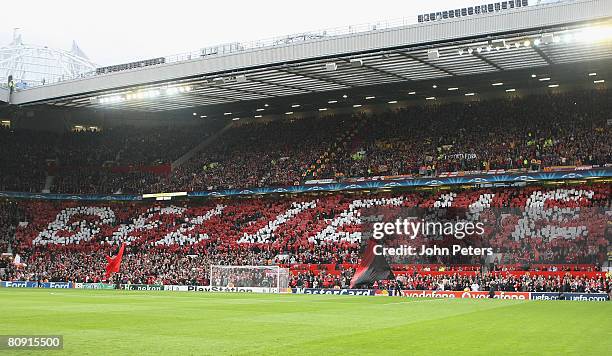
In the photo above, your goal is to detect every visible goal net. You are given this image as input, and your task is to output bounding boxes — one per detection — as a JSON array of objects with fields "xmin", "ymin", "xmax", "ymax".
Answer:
[{"xmin": 209, "ymin": 265, "xmax": 290, "ymax": 293}]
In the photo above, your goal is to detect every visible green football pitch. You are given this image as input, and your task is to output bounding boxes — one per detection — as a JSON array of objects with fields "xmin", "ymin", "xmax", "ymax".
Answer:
[{"xmin": 1, "ymin": 289, "xmax": 610, "ymax": 355}]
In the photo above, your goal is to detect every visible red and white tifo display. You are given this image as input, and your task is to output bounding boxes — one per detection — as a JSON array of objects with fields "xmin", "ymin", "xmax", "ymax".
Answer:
[
  {"xmin": 17, "ymin": 185, "xmax": 610, "ymax": 248},
  {"xmin": 2, "ymin": 184, "xmax": 610, "ymax": 287}
]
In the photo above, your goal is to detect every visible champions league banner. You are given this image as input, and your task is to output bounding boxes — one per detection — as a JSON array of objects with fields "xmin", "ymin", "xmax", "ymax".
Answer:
[
  {"xmin": 187, "ymin": 168, "xmax": 612, "ymax": 198},
  {"xmin": 1, "ymin": 168, "xmax": 610, "ymax": 201}
]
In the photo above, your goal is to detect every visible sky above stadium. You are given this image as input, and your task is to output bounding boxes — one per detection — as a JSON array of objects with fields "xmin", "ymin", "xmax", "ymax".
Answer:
[{"xmin": 1, "ymin": 0, "xmax": 511, "ymax": 66}]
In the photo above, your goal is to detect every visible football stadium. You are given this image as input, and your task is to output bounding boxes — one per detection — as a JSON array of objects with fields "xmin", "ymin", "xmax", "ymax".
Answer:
[{"xmin": 1, "ymin": 0, "xmax": 611, "ymax": 354}]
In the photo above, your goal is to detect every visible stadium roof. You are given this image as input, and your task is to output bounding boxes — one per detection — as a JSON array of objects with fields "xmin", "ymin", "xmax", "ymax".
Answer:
[{"xmin": 7, "ymin": 0, "xmax": 612, "ymax": 117}]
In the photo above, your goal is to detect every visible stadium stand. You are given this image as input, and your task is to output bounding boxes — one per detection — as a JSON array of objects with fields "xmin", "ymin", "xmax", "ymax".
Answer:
[
  {"xmin": 1, "ymin": 85, "xmax": 610, "ymax": 293},
  {"xmin": 2, "ymin": 90, "xmax": 609, "ymax": 195},
  {"xmin": 162, "ymin": 114, "xmax": 354, "ymax": 191},
  {"xmin": 0, "ymin": 200, "xmax": 22, "ymax": 251},
  {"xmin": 0, "ymin": 123, "xmax": 225, "ymax": 194},
  {"xmin": 321, "ymin": 90, "xmax": 612, "ymax": 179},
  {"xmin": 0, "ymin": 127, "xmax": 56, "ymax": 193},
  {"xmin": 164, "ymin": 90, "xmax": 612, "ymax": 189}
]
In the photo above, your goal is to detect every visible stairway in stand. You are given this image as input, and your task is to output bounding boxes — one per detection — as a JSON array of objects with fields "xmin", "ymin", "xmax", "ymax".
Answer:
[{"xmin": 302, "ymin": 116, "xmax": 364, "ymax": 181}]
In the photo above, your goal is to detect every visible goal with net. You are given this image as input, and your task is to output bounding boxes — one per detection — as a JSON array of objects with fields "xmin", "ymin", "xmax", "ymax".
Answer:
[{"xmin": 209, "ymin": 265, "xmax": 290, "ymax": 293}]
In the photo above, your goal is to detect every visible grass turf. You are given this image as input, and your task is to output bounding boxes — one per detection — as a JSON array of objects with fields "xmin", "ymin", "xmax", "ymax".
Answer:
[{"xmin": 0, "ymin": 289, "xmax": 610, "ymax": 355}]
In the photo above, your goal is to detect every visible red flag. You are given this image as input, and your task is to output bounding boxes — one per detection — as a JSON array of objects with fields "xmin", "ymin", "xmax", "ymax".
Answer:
[
  {"xmin": 105, "ymin": 243, "xmax": 126, "ymax": 279},
  {"xmin": 350, "ymin": 239, "xmax": 394, "ymax": 288}
]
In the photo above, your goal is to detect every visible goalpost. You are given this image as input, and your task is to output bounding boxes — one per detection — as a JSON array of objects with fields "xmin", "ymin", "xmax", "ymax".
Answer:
[{"xmin": 209, "ymin": 265, "xmax": 290, "ymax": 293}]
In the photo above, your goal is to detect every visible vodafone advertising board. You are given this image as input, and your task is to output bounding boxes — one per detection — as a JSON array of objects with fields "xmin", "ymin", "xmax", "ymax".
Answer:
[{"xmin": 401, "ymin": 290, "xmax": 530, "ymax": 300}]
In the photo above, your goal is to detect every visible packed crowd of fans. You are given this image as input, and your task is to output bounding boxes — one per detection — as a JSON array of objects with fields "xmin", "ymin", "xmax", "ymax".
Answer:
[
  {"xmin": 323, "ymin": 90, "xmax": 612, "ymax": 178},
  {"xmin": 55, "ymin": 125, "xmax": 217, "ymax": 167},
  {"xmin": 1, "ymin": 184, "xmax": 608, "ymax": 285},
  {"xmin": 51, "ymin": 124, "xmax": 223, "ymax": 194},
  {"xmin": 1, "ymin": 89, "xmax": 610, "ymax": 293},
  {"xmin": 0, "ymin": 127, "xmax": 56, "ymax": 192},
  {"xmin": 1, "ymin": 89, "xmax": 609, "ymax": 195},
  {"xmin": 160, "ymin": 116, "xmax": 352, "ymax": 191},
  {"xmin": 0, "ymin": 200, "xmax": 25, "ymax": 281},
  {"xmin": 162, "ymin": 90, "xmax": 612, "ymax": 190},
  {"xmin": 0, "ymin": 123, "xmax": 224, "ymax": 194},
  {"xmin": 0, "ymin": 200, "xmax": 24, "ymax": 254},
  {"xmin": 52, "ymin": 170, "xmax": 160, "ymax": 195},
  {"xmin": 7, "ymin": 248, "xmax": 211, "ymax": 286},
  {"xmin": 210, "ymin": 267, "xmax": 283, "ymax": 288},
  {"xmin": 289, "ymin": 269, "xmax": 610, "ymax": 294}
]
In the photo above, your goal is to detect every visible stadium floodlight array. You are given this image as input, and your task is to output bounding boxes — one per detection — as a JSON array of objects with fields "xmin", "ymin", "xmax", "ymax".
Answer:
[
  {"xmin": 209, "ymin": 265, "xmax": 290, "ymax": 293},
  {"xmin": 97, "ymin": 85, "xmax": 192, "ymax": 104},
  {"xmin": 440, "ymin": 25, "xmax": 612, "ymax": 61},
  {"xmin": 418, "ymin": 0, "xmax": 529, "ymax": 23}
]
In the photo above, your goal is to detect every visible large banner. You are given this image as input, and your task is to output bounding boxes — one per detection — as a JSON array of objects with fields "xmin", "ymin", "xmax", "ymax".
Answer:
[
  {"xmin": 0, "ymin": 168, "xmax": 610, "ymax": 201},
  {"xmin": 187, "ymin": 168, "xmax": 612, "ymax": 198}
]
